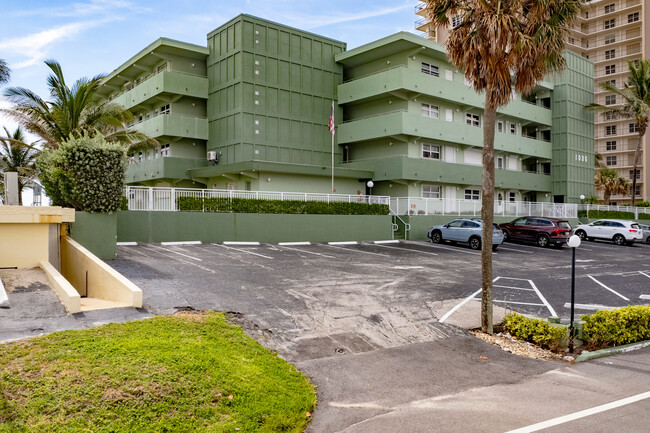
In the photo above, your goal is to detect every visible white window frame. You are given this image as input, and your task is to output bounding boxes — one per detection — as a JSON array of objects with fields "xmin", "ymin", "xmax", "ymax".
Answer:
[
  {"xmin": 452, "ymin": 15, "xmax": 462, "ymax": 28},
  {"xmin": 509, "ymin": 192, "xmax": 516, "ymax": 202},
  {"xmin": 606, "ymin": 156, "xmax": 616, "ymax": 166},
  {"xmin": 629, "ymin": 123, "xmax": 639, "ymax": 133},
  {"xmin": 629, "ymin": 170, "xmax": 641, "ymax": 180},
  {"xmin": 605, "ymin": 95, "xmax": 616, "ymax": 105},
  {"xmin": 422, "ymin": 184, "xmax": 441, "ymax": 198},
  {"xmin": 604, "ymin": 18, "xmax": 615, "ymax": 29},
  {"xmin": 421, "ymin": 103, "xmax": 439, "ymax": 119},
  {"xmin": 605, "ymin": 64, "xmax": 616, "ymax": 75},
  {"xmin": 606, "ymin": 140, "xmax": 617, "ymax": 150},
  {"xmin": 464, "ymin": 188, "xmax": 480, "ymax": 200},
  {"xmin": 160, "ymin": 104, "xmax": 170, "ymax": 114},
  {"xmin": 421, "ymin": 62, "xmax": 440, "ymax": 77},
  {"xmin": 628, "ymin": 12, "xmax": 639, "ymax": 23},
  {"xmin": 509, "ymin": 122, "xmax": 517, "ymax": 135},
  {"xmin": 422, "ymin": 143, "xmax": 441, "ymax": 160},
  {"xmin": 160, "ymin": 143, "xmax": 170, "ymax": 157},
  {"xmin": 496, "ymin": 156, "xmax": 504, "ymax": 170},
  {"xmin": 605, "ymin": 125, "xmax": 617, "ymax": 136},
  {"xmin": 497, "ymin": 121, "xmax": 504, "ymax": 133},
  {"xmin": 466, "ymin": 113, "xmax": 480, "ymax": 127},
  {"xmin": 605, "ymin": 49, "xmax": 615, "ymax": 60},
  {"xmin": 604, "ymin": 4, "xmax": 615, "ymax": 13},
  {"xmin": 605, "ymin": 34, "xmax": 616, "ymax": 44}
]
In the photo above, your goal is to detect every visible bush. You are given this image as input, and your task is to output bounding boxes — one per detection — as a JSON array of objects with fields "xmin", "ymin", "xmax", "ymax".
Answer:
[
  {"xmin": 37, "ymin": 134, "xmax": 127, "ymax": 213},
  {"xmin": 636, "ymin": 200, "xmax": 650, "ymax": 208},
  {"xmin": 504, "ymin": 313, "xmax": 567, "ymax": 350},
  {"xmin": 582, "ymin": 306, "xmax": 650, "ymax": 349},
  {"xmin": 583, "ymin": 209, "xmax": 636, "ymax": 220},
  {"xmin": 177, "ymin": 196, "xmax": 390, "ymax": 215}
]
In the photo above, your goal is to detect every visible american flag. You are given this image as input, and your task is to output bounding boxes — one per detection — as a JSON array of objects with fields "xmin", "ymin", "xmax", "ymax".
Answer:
[{"xmin": 329, "ymin": 101, "xmax": 335, "ymax": 135}]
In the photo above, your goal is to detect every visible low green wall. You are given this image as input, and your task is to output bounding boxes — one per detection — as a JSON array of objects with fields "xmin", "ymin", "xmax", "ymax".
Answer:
[
  {"xmin": 117, "ymin": 211, "xmax": 393, "ymax": 243},
  {"xmin": 69, "ymin": 212, "xmax": 117, "ymax": 259}
]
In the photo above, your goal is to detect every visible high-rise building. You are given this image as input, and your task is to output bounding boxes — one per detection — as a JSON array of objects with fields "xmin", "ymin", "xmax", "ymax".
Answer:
[{"xmin": 415, "ymin": 0, "xmax": 649, "ymax": 203}]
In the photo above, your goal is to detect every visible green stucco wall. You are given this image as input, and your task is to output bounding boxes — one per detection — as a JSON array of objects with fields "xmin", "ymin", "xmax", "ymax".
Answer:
[
  {"xmin": 117, "ymin": 211, "xmax": 392, "ymax": 243},
  {"xmin": 69, "ymin": 212, "xmax": 118, "ymax": 259}
]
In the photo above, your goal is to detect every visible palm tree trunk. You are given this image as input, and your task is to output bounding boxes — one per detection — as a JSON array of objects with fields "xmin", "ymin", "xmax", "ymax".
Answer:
[
  {"xmin": 481, "ymin": 99, "xmax": 497, "ymax": 335},
  {"xmin": 630, "ymin": 127, "xmax": 645, "ymax": 206}
]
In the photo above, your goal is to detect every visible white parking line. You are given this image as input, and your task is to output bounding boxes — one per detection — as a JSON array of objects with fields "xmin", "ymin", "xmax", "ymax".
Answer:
[
  {"xmin": 497, "ymin": 246, "xmax": 534, "ymax": 254},
  {"xmin": 639, "ymin": 295, "xmax": 650, "ymax": 300},
  {"xmin": 161, "ymin": 241, "xmax": 202, "ymax": 246},
  {"xmin": 505, "ymin": 390, "xmax": 650, "ymax": 433},
  {"xmin": 214, "ymin": 244, "xmax": 273, "ymax": 259},
  {"xmin": 416, "ymin": 242, "xmax": 479, "ymax": 256},
  {"xmin": 588, "ymin": 275, "xmax": 630, "ymax": 301},
  {"xmin": 529, "ymin": 280, "xmax": 558, "ymax": 317},
  {"xmin": 374, "ymin": 244, "xmax": 438, "ymax": 256},
  {"xmin": 223, "ymin": 241, "xmax": 261, "ymax": 246},
  {"xmin": 277, "ymin": 245, "xmax": 336, "ymax": 259},
  {"xmin": 278, "ymin": 241, "xmax": 311, "ymax": 246},
  {"xmin": 374, "ymin": 240, "xmax": 400, "ymax": 244},
  {"xmin": 563, "ymin": 303, "xmax": 616, "ymax": 311},
  {"xmin": 439, "ymin": 288, "xmax": 483, "ymax": 323},
  {"xmin": 328, "ymin": 241, "xmax": 358, "ymax": 245},
  {"xmin": 494, "ymin": 300, "xmax": 545, "ymax": 307},
  {"xmin": 640, "ymin": 271, "xmax": 650, "ymax": 279},
  {"xmin": 494, "ymin": 284, "xmax": 535, "ymax": 291},
  {"xmin": 150, "ymin": 245, "xmax": 202, "ymax": 261},
  {"xmin": 325, "ymin": 244, "xmax": 389, "ymax": 257}
]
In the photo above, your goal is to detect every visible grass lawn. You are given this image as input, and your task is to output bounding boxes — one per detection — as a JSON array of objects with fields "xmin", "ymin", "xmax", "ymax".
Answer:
[{"xmin": 0, "ymin": 312, "xmax": 316, "ymax": 432}]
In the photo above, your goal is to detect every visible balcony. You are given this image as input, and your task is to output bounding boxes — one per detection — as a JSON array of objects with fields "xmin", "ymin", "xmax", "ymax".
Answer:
[
  {"xmin": 133, "ymin": 113, "xmax": 208, "ymax": 141},
  {"xmin": 126, "ymin": 156, "xmax": 208, "ymax": 184}
]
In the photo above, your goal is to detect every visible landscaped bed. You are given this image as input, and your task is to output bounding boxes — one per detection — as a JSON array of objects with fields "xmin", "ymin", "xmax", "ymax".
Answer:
[{"xmin": 0, "ymin": 311, "xmax": 316, "ymax": 433}]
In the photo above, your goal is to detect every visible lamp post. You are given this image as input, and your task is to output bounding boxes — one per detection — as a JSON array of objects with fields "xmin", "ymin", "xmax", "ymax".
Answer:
[
  {"xmin": 567, "ymin": 234, "xmax": 581, "ymax": 352},
  {"xmin": 367, "ymin": 180, "xmax": 374, "ymax": 203}
]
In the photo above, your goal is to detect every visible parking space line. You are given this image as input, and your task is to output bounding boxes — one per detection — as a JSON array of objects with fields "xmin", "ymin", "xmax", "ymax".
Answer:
[
  {"xmin": 140, "ymin": 246, "xmax": 216, "ymax": 273},
  {"xmin": 439, "ymin": 288, "xmax": 482, "ymax": 323},
  {"xmin": 563, "ymin": 303, "xmax": 616, "ymax": 311},
  {"xmin": 213, "ymin": 244, "xmax": 274, "ymax": 259},
  {"xmin": 278, "ymin": 241, "xmax": 311, "ymax": 246},
  {"xmin": 374, "ymin": 244, "xmax": 438, "ymax": 256},
  {"xmin": 328, "ymin": 241, "xmax": 358, "ymax": 245},
  {"xmin": 325, "ymin": 244, "xmax": 389, "ymax": 257},
  {"xmin": 277, "ymin": 245, "xmax": 336, "ymax": 259},
  {"xmin": 497, "ymin": 246, "xmax": 534, "ymax": 254},
  {"xmin": 639, "ymin": 271, "xmax": 650, "ymax": 279},
  {"xmin": 494, "ymin": 300, "xmax": 545, "ymax": 307},
  {"xmin": 588, "ymin": 275, "xmax": 630, "ymax": 301},
  {"xmin": 161, "ymin": 241, "xmax": 202, "ymax": 246},
  {"xmin": 529, "ymin": 280, "xmax": 558, "ymax": 317},
  {"xmin": 505, "ymin": 390, "xmax": 650, "ymax": 433},
  {"xmin": 639, "ymin": 295, "xmax": 650, "ymax": 300},
  {"xmin": 413, "ymin": 242, "xmax": 479, "ymax": 256},
  {"xmin": 150, "ymin": 245, "xmax": 202, "ymax": 262},
  {"xmin": 494, "ymin": 284, "xmax": 535, "ymax": 291}
]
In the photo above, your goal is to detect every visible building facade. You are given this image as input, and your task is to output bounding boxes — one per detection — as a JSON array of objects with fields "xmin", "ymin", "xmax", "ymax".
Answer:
[{"xmin": 101, "ymin": 14, "xmax": 594, "ymax": 203}]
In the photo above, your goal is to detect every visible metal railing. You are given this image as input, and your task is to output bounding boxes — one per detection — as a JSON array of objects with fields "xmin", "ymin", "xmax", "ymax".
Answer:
[
  {"xmin": 125, "ymin": 186, "xmax": 390, "ymax": 211},
  {"xmin": 578, "ymin": 204, "xmax": 650, "ymax": 219},
  {"xmin": 390, "ymin": 197, "xmax": 577, "ymax": 218}
]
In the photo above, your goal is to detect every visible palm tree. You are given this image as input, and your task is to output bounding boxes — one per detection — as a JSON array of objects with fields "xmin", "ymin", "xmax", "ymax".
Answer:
[
  {"xmin": 586, "ymin": 60, "xmax": 650, "ymax": 206},
  {"xmin": 1, "ymin": 60, "xmax": 155, "ymax": 151},
  {"xmin": 426, "ymin": 0, "xmax": 582, "ymax": 333},
  {"xmin": 0, "ymin": 58, "xmax": 9, "ymax": 85},
  {"xmin": 596, "ymin": 167, "xmax": 630, "ymax": 204},
  {"xmin": 0, "ymin": 127, "xmax": 40, "ymax": 205}
]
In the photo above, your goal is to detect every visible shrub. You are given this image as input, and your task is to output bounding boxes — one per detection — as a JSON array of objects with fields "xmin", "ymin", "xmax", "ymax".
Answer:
[
  {"xmin": 581, "ymin": 306, "xmax": 650, "ymax": 349},
  {"xmin": 636, "ymin": 200, "xmax": 650, "ymax": 208},
  {"xmin": 177, "ymin": 196, "xmax": 390, "ymax": 215},
  {"xmin": 37, "ymin": 134, "xmax": 127, "ymax": 213},
  {"xmin": 504, "ymin": 312, "xmax": 567, "ymax": 350},
  {"xmin": 584, "ymin": 209, "xmax": 636, "ymax": 220}
]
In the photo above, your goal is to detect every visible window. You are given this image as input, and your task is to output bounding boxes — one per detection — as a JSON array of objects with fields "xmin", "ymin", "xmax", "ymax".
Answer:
[
  {"xmin": 568, "ymin": 37, "xmax": 575, "ymax": 45},
  {"xmin": 496, "ymin": 156, "xmax": 504, "ymax": 169},
  {"xmin": 422, "ymin": 143, "xmax": 440, "ymax": 159},
  {"xmin": 513, "ymin": 217, "xmax": 527, "ymax": 226},
  {"xmin": 464, "ymin": 189, "xmax": 480, "ymax": 200},
  {"xmin": 509, "ymin": 192, "xmax": 516, "ymax": 202},
  {"xmin": 630, "ymin": 185, "xmax": 641, "ymax": 196},
  {"xmin": 137, "ymin": 152, "xmax": 143, "ymax": 162},
  {"xmin": 604, "ymin": 4, "xmax": 615, "ymax": 13},
  {"xmin": 628, "ymin": 12, "xmax": 639, "ymax": 23},
  {"xmin": 138, "ymin": 114, "xmax": 143, "ymax": 123},
  {"xmin": 604, "ymin": 19, "xmax": 615, "ymax": 29},
  {"xmin": 605, "ymin": 95, "xmax": 616, "ymax": 105},
  {"xmin": 630, "ymin": 170, "xmax": 641, "ymax": 180},
  {"xmin": 497, "ymin": 121, "xmax": 504, "ymax": 133},
  {"xmin": 509, "ymin": 122, "xmax": 517, "ymax": 135},
  {"xmin": 156, "ymin": 62, "xmax": 169, "ymax": 73},
  {"xmin": 421, "ymin": 62, "xmax": 439, "ymax": 77},
  {"xmin": 606, "ymin": 156, "xmax": 617, "ymax": 166},
  {"xmin": 606, "ymin": 125, "xmax": 617, "ymax": 136},
  {"xmin": 421, "ymin": 103, "xmax": 439, "ymax": 119},
  {"xmin": 452, "ymin": 15, "xmax": 462, "ymax": 28},
  {"xmin": 466, "ymin": 113, "xmax": 480, "ymax": 127},
  {"xmin": 422, "ymin": 185, "xmax": 440, "ymax": 198},
  {"xmin": 604, "ymin": 112, "xmax": 618, "ymax": 121},
  {"xmin": 605, "ymin": 49, "xmax": 615, "ymax": 60},
  {"xmin": 606, "ymin": 140, "xmax": 617, "ymax": 150},
  {"xmin": 160, "ymin": 144, "xmax": 170, "ymax": 157},
  {"xmin": 605, "ymin": 65, "xmax": 616, "ymax": 75},
  {"xmin": 160, "ymin": 104, "xmax": 170, "ymax": 114},
  {"xmin": 606, "ymin": 79, "xmax": 616, "ymax": 88},
  {"xmin": 629, "ymin": 123, "xmax": 639, "ymax": 133},
  {"xmin": 605, "ymin": 34, "xmax": 616, "ymax": 44}
]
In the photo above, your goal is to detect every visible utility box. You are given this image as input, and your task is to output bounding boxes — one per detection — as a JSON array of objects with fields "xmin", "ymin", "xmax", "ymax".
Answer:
[{"xmin": 3, "ymin": 172, "xmax": 19, "ymax": 205}]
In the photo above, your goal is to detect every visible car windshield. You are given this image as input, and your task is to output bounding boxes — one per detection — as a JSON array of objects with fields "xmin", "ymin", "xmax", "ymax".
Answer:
[
  {"xmin": 632, "ymin": 223, "xmax": 641, "ymax": 229},
  {"xmin": 558, "ymin": 221, "xmax": 571, "ymax": 230}
]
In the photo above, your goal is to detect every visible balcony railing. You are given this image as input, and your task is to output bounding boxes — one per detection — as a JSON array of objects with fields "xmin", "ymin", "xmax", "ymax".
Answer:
[
  {"xmin": 125, "ymin": 186, "xmax": 390, "ymax": 211},
  {"xmin": 390, "ymin": 197, "xmax": 577, "ymax": 218}
]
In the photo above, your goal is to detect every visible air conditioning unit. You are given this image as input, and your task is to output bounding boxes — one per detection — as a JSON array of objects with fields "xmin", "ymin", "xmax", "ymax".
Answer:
[{"xmin": 207, "ymin": 151, "xmax": 218, "ymax": 162}]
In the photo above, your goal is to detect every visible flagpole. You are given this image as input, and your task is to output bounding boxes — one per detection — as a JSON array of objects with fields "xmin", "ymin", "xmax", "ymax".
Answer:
[
  {"xmin": 331, "ymin": 130, "xmax": 335, "ymax": 192},
  {"xmin": 330, "ymin": 100, "xmax": 335, "ymax": 192}
]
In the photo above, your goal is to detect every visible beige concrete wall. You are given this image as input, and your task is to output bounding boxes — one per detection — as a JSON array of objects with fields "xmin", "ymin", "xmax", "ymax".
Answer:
[
  {"xmin": 39, "ymin": 260, "xmax": 81, "ymax": 314},
  {"xmin": 61, "ymin": 237, "xmax": 142, "ymax": 307},
  {"xmin": 0, "ymin": 224, "xmax": 50, "ymax": 268}
]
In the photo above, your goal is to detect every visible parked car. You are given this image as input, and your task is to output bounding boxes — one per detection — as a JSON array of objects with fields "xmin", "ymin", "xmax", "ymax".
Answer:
[
  {"xmin": 499, "ymin": 217, "xmax": 573, "ymax": 248},
  {"xmin": 638, "ymin": 224, "xmax": 650, "ymax": 244},
  {"xmin": 574, "ymin": 219, "xmax": 644, "ymax": 246},
  {"xmin": 427, "ymin": 218, "xmax": 504, "ymax": 251}
]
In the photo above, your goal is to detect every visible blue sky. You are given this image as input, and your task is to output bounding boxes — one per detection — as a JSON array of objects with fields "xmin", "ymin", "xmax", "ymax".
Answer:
[{"xmin": 0, "ymin": 0, "xmax": 419, "ymax": 134}]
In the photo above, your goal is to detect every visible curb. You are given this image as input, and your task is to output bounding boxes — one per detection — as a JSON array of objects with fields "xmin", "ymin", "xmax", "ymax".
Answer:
[
  {"xmin": 161, "ymin": 241, "xmax": 202, "ymax": 246},
  {"xmin": 576, "ymin": 340, "xmax": 650, "ymax": 362}
]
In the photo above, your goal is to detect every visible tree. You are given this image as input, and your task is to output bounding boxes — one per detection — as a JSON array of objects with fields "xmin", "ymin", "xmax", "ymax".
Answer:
[
  {"xmin": 0, "ymin": 58, "xmax": 9, "ymax": 85},
  {"xmin": 0, "ymin": 127, "xmax": 40, "ymax": 205},
  {"xmin": 586, "ymin": 60, "xmax": 650, "ymax": 206},
  {"xmin": 426, "ymin": 0, "xmax": 582, "ymax": 333},
  {"xmin": 1, "ymin": 60, "xmax": 155, "ymax": 151},
  {"xmin": 595, "ymin": 167, "xmax": 629, "ymax": 204}
]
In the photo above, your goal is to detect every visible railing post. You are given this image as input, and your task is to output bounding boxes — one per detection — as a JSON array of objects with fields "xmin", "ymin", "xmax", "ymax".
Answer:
[
  {"xmin": 148, "ymin": 187, "xmax": 154, "ymax": 211},
  {"xmin": 202, "ymin": 189, "xmax": 205, "ymax": 212},
  {"xmin": 171, "ymin": 188, "xmax": 176, "ymax": 211}
]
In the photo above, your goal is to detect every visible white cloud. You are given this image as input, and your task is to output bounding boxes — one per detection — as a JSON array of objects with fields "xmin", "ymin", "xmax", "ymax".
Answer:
[{"xmin": 8, "ymin": 0, "xmax": 150, "ymax": 18}]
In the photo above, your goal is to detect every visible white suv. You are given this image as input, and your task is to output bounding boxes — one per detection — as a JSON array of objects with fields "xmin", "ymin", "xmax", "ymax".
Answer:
[{"xmin": 574, "ymin": 219, "xmax": 644, "ymax": 246}]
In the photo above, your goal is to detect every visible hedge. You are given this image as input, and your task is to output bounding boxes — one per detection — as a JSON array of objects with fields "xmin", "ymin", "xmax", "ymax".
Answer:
[
  {"xmin": 504, "ymin": 313, "xmax": 567, "ymax": 350},
  {"xmin": 582, "ymin": 306, "xmax": 650, "ymax": 349},
  {"xmin": 577, "ymin": 209, "xmax": 650, "ymax": 221},
  {"xmin": 177, "ymin": 196, "xmax": 390, "ymax": 215}
]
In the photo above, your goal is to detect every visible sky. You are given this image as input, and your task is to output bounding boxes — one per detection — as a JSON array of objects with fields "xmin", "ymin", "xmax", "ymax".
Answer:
[{"xmin": 0, "ymin": 0, "xmax": 420, "ymax": 204}]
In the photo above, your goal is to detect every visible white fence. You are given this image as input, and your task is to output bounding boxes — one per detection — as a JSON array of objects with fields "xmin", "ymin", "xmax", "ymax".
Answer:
[
  {"xmin": 578, "ymin": 204, "xmax": 650, "ymax": 220},
  {"xmin": 390, "ymin": 197, "xmax": 578, "ymax": 218},
  {"xmin": 125, "ymin": 186, "xmax": 390, "ymax": 211}
]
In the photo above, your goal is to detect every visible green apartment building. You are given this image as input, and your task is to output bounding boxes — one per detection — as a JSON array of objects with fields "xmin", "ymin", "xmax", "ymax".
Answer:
[{"xmin": 100, "ymin": 14, "xmax": 595, "ymax": 204}]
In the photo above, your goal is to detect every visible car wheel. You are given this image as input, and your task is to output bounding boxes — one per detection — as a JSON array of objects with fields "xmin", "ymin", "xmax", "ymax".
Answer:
[
  {"xmin": 502, "ymin": 229, "xmax": 511, "ymax": 242},
  {"xmin": 469, "ymin": 236, "xmax": 482, "ymax": 250},
  {"xmin": 536, "ymin": 234, "xmax": 550, "ymax": 248},
  {"xmin": 575, "ymin": 230, "xmax": 587, "ymax": 241},
  {"xmin": 431, "ymin": 231, "xmax": 442, "ymax": 244},
  {"xmin": 492, "ymin": 244, "xmax": 498, "ymax": 252},
  {"xmin": 613, "ymin": 234, "xmax": 626, "ymax": 246},
  {"xmin": 646, "ymin": 237, "xmax": 650, "ymax": 244}
]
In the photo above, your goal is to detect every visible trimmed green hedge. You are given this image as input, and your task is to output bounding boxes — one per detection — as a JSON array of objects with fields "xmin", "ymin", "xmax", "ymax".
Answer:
[
  {"xmin": 582, "ymin": 306, "xmax": 650, "ymax": 349},
  {"xmin": 577, "ymin": 209, "xmax": 650, "ymax": 220},
  {"xmin": 504, "ymin": 313, "xmax": 567, "ymax": 350},
  {"xmin": 177, "ymin": 196, "xmax": 390, "ymax": 215}
]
